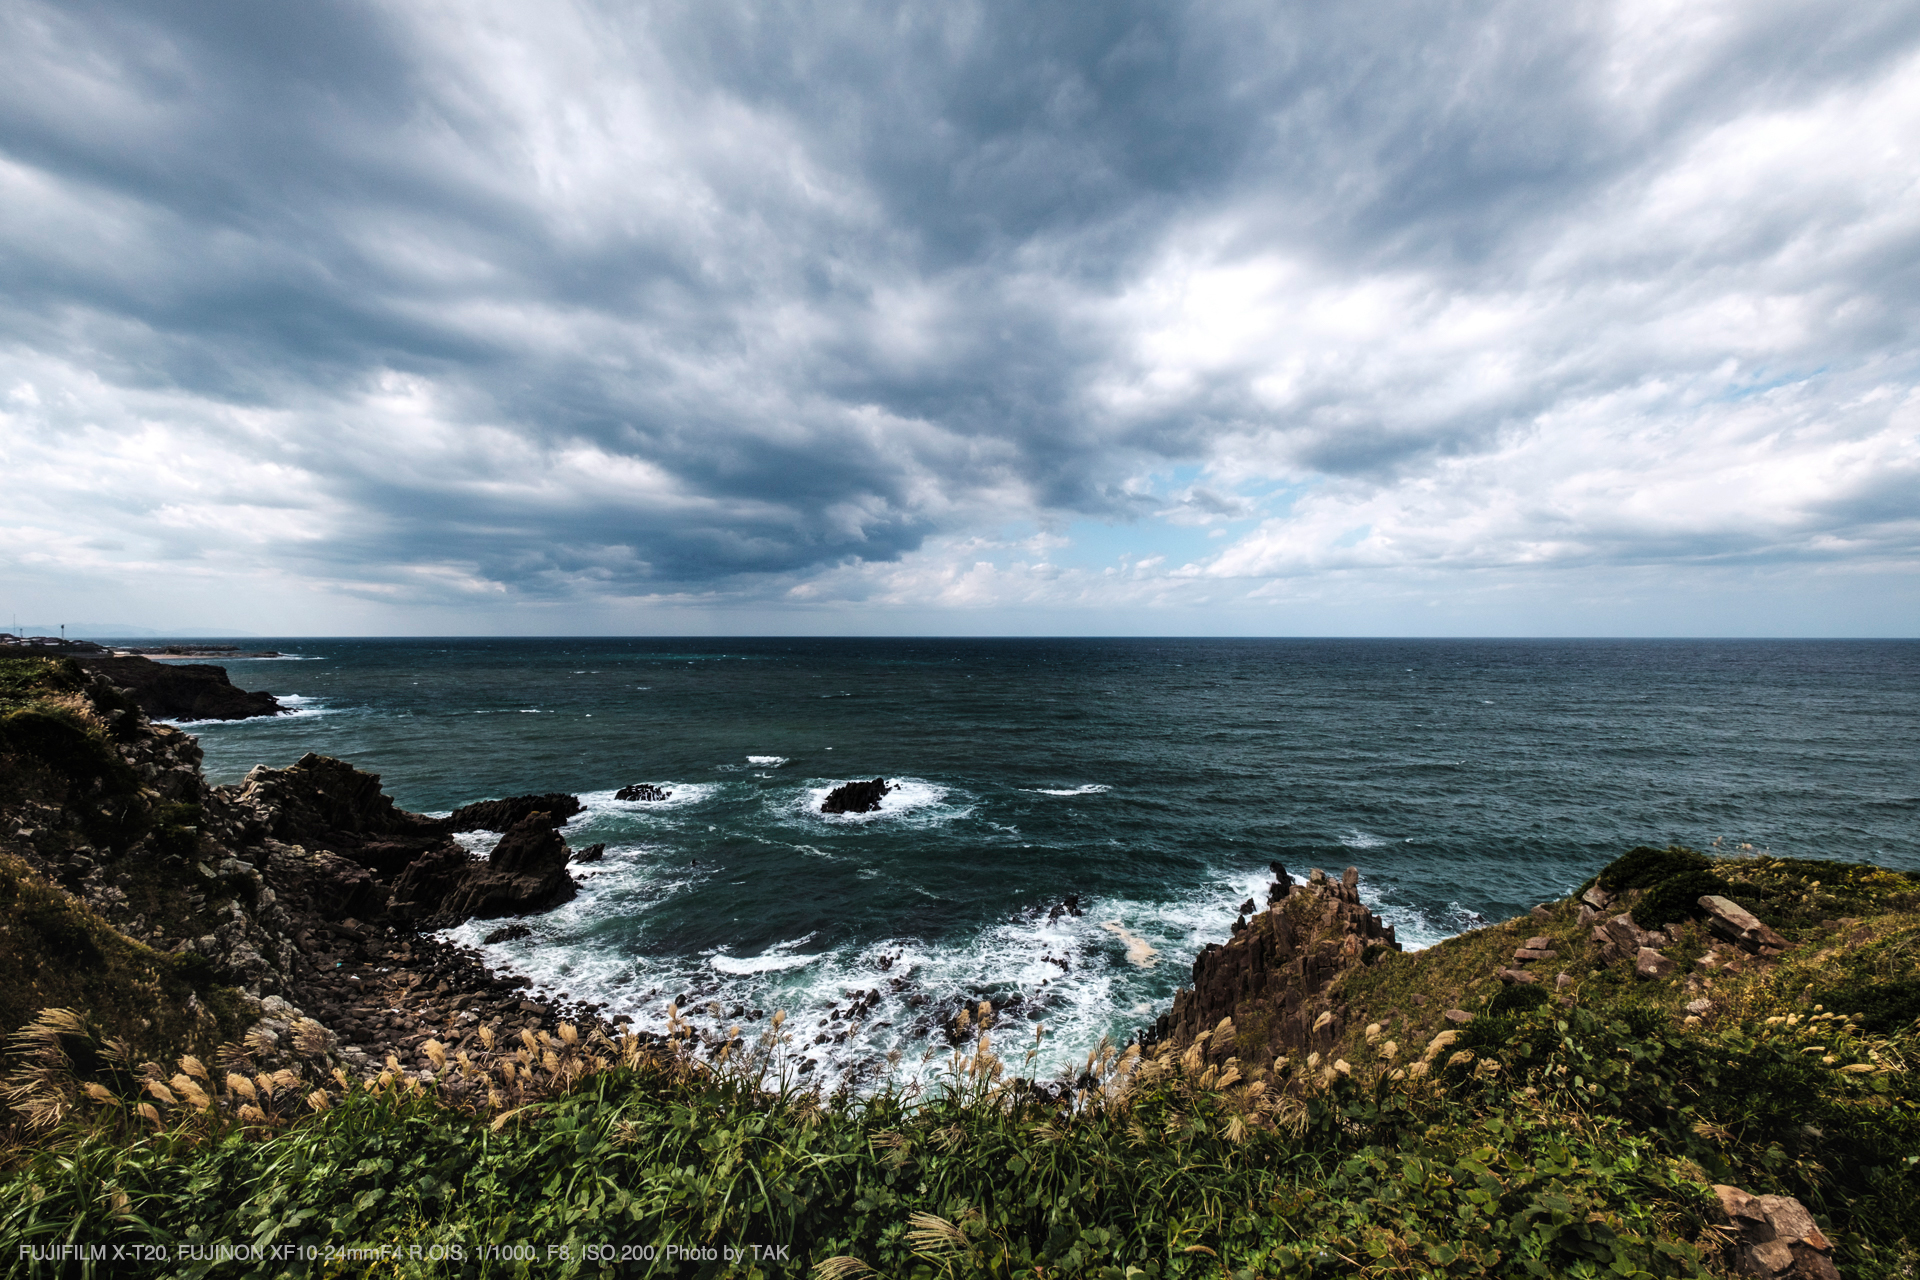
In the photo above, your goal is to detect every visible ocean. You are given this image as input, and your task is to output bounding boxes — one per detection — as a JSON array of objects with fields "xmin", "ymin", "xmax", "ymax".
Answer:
[{"xmin": 165, "ymin": 637, "xmax": 1920, "ymax": 1086}]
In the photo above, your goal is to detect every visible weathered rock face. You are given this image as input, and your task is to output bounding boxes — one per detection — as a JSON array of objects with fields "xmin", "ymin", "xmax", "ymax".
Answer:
[
  {"xmin": 1701, "ymin": 895, "xmax": 1790, "ymax": 954},
  {"xmin": 0, "ymin": 665, "xmax": 610, "ymax": 1084},
  {"xmin": 77, "ymin": 654, "xmax": 283, "ymax": 721},
  {"xmin": 822, "ymin": 778, "xmax": 890, "ymax": 814},
  {"xmin": 433, "ymin": 815, "xmax": 576, "ymax": 921},
  {"xmin": 1713, "ymin": 1185, "xmax": 1840, "ymax": 1280},
  {"xmin": 238, "ymin": 753, "xmax": 445, "ymax": 847},
  {"xmin": 1148, "ymin": 865, "xmax": 1400, "ymax": 1064},
  {"xmin": 445, "ymin": 793, "xmax": 582, "ymax": 832}
]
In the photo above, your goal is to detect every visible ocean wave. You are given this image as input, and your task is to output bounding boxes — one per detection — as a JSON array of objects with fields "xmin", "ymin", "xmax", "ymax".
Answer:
[
  {"xmin": 452, "ymin": 830, "xmax": 501, "ymax": 858},
  {"xmin": 709, "ymin": 950, "xmax": 824, "ymax": 976},
  {"xmin": 159, "ymin": 702, "xmax": 335, "ymax": 728},
  {"xmin": 1340, "ymin": 828, "xmax": 1389, "ymax": 849},
  {"xmin": 1026, "ymin": 784, "xmax": 1111, "ymax": 797},
  {"xmin": 747, "ymin": 755, "xmax": 789, "ymax": 767},
  {"xmin": 435, "ymin": 862, "xmax": 1293, "ymax": 1096}
]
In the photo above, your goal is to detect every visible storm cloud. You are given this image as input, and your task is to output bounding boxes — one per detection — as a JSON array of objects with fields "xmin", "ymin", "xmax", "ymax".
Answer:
[{"xmin": 2, "ymin": 0, "xmax": 1916, "ymax": 632}]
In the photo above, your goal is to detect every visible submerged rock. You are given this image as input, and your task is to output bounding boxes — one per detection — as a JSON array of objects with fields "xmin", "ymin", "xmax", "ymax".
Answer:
[
  {"xmin": 482, "ymin": 923, "xmax": 534, "ymax": 945},
  {"xmin": 822, "ymin": 778, "xmax": 891, "ymax": 814},
  {"xmin": 615, "ymin": 783, "xmax": 671, "ymax": 802}
]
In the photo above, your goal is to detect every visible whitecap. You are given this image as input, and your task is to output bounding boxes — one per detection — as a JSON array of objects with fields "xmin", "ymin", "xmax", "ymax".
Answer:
[
  {"xmin": 572, "ymin": 783, "xmax": 720, "ymax": 822},
  {"xmin": 158, "ymin": 700, "xmax": 335, "ymax": 727},
  {"xmin": 1340, "ymin": 829, "xmax": 1389, "ymax": 849},
  {"xmin": 709, "ymin": 951, "xmax": 824, "ymax": 976},
  {"xmin": 452, "ymin": 831, "xmax": 500, "ymax": 858},
  {"xmin": 1026, "ymin": 784, "xmax": 1111, "ymax": 797},
  {"xmin": 747, "ymin": 755, "xmax": 788, "ymax": 766}
]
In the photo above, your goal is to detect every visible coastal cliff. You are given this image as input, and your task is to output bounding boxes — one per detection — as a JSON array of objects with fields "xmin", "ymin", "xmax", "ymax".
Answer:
[{"xmin": 0, "ymin": 653, "xmax": 596, "ymax": 1083}]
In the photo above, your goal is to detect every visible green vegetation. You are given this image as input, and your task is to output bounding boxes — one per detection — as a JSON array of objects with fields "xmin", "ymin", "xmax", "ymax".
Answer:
[
  {"xmin": 0, "ymin": 853, "xmax": 251, "ymax": 1065},
  {"xmin": 2, "ymin": 903, "xmax": 1915, "ymax": 1279}
]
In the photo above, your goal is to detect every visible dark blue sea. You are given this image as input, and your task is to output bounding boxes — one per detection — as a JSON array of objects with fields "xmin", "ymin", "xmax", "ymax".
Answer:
[{"xmin": 160, "ymin": 637, "xmax": 1920, "ymax": 1083}]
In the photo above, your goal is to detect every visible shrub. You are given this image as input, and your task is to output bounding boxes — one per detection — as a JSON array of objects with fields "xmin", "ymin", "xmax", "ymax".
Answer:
[
  {"xmin": 1597, "ymin": 845, "xmax": 1711, "ymax": 892},
  {"xmin": 1489, "ymin": 982, "xmax": 1551, "ymax": 1016},
  {"xmin": 1634, "ymin": 868, "xmax": 1732, "ymax": 929}
]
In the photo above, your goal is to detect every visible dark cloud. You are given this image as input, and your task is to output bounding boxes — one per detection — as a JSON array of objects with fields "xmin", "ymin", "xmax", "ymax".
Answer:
[{"xmin": 1, "ymin": 0, "xmax": 1915, "ymax": 616}]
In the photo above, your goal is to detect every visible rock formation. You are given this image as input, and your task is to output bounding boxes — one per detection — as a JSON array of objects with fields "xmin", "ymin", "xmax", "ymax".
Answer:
[
  {"xmin": 822, "ymin": 778, "xmax": 890, "ymax": 814},
  {"xmin": 76, "ymin": 653, "xmax": 283, "ymax": 721},
  {"xmin": 1713, "ymin": 1185, "xmax": 1841, "ymax": 1279},
  {"xmin": 615, "ymin": 783, "xmax": 671, "ymax": 802},
  {"xmin": 1147, "ymin": 864, "xmax": 1399, "ymax": 1064},
  {"xmin": 445, "ymin": 792, "xmax": 582, "ymax": 832},
  {"xmin": 0, "ymin": 658, "xmax": 591, "ymax": 1081}
]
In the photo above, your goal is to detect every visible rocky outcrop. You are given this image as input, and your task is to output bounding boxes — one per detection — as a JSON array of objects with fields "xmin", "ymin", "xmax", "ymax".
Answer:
[
  {"xmin": 1701, "ymin": 895, "xmax": 1790, "ymax": 955},
  {"xmin": 822, "ymin": 778, "xmax": 890, "ymax": 814},
  {"xmin": 1713, "ymin": 1185, "xmax": 1840, "ymax": 1280},
  {"xmin": 1147, "ymin": 865, "xmax": 1399, "ymax": 1064},
  {"xmin": 614, "ymin": 783, "xmax": 671, "ymax": 802},
  {"xmin": 445, "ymin": 792, "xmax": 582, "ymax": 832},
  {"xmin": 0, "ymin": 665, "xmax": 593, "ymax": 1083},
  {"xmin": 1592, "ymin": 911, "xmax": 1670, "ymax": 964},
  {"xmin": 237, "ymin": 753, "xmax": 447, "ymax": 850},
  {"xmin": 77, "ymin": 654, "xmax": 282, "ymax": 721}
]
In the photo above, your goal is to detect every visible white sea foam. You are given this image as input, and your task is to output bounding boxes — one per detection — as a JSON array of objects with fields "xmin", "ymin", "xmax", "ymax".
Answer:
[
  {"xmin": 160, "ymin": 699, "xmax": 335, "ymax": 728},
  {"xmin": 1026, "ymin": 784, "xmax": 1111, "ymax": 796},
  {"xmin": 452, "ymin": 830, "xmax": 500, "ymax": 858},
  {"xmin": 440, "ymin": 856, "xmax": 1356, "ymax": 1095},
  {"xmin": 571, "ymin": 783, "xmax": 720, "ymax": 824},
  {"xmin": 747, "ymin": 755, "xmax": 788, "ymax": 766},
  {"xmin": 794, "ymin": 777, "xmax": 968, "ymax": 826},
  {"xmin": 710, "ymin": 950, "xmax": 823, "ymax": 975},
  {"xmin": 1340, "ymin": 828, "xmax": 1389, "ymax": 849}
]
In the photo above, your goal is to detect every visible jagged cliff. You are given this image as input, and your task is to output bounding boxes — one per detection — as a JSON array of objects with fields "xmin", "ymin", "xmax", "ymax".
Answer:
[
  {"xmin": 1149, "ymin": 863, "xmax": 1400, "ymax": 1068},
  {"xmin": 0, "ymin": 654, "xmax": 594, "ymax": 1082}
]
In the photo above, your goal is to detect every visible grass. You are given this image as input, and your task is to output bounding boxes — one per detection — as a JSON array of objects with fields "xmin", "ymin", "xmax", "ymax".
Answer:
[{"xmin": 1, "ymin": 936, "xmax": 1914, "ymax": 1279}]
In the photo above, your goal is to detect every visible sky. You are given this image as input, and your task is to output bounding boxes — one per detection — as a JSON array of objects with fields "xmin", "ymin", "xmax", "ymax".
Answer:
[{"xmin": 2, "ymin": 0, "xmax": 1917, "ymax": 637}]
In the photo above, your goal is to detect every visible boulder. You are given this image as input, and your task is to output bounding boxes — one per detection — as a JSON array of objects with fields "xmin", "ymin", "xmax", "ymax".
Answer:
[
  {"xmin": 1514, "ymin": 948, "xmax": 1557, "ymax": 962},
  {"xmin": 446, "ymin": 793, "xmax": 583, "ymax": 833},
  {"xmin": 822, "ymin": 778, "xmax": 891, "ymax": 814},
  {"xmin": 572, "ymin": 842, "xmax": 606, "ymax": 863},
  {"xmin": 1711, "ymin": 1185, "xmax": 1839, "ymax": 1279},
  {"xmin": 615, "ymin": 783, "xmax": 672, "ymax": 802},
  {"xmin": 1635, "ymin": 947, "xmax": 1676, "ymax": 979},
  {"xmin": 1593, "ymin": 912, "xmax": 1654, "ymax": 964},
  {"xmin": 1700, "ymin": 895, "xmax": 1790, "ymax": 954},
  {"xmin": 1498, "ymin": 968, "xmax": 1539, "ymax": 984}
]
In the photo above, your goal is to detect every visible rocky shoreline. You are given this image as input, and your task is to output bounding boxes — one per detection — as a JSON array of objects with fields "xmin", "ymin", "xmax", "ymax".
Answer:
[{"xmin": 0, "ymin": 655, "xmax": 621, "ymax": 1085}]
